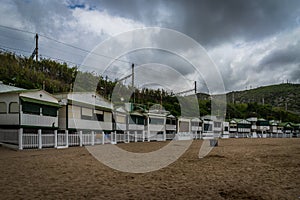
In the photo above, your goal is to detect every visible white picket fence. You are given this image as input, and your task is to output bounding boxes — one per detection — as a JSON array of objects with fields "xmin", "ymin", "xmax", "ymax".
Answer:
[{"xmin": 0, "ymin": 128, "xmax": 299, "ymax": 150}]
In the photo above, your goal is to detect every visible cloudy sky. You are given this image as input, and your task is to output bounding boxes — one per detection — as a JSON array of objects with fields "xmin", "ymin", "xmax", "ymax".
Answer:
[{"xmin": 0, "ymin": 0, "xmax": 299, "ymax": 94}]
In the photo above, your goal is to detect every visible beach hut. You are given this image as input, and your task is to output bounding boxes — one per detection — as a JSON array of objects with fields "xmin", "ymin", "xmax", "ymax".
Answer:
[
  {"xmin": 278, "ymin": 122, "xmax": 293, "ymax": 138},
  {"xmin": 213, "ymin": 120, "xmax": 223, "ymax": 136},
  {"xmin": 234, "ymin": 119, "xmax": 251, "ymax": 138},
  {"xmin": 128, "ymin": 111, "xmax": 146, "ymax": 142},
  {"xmin": 292, "ymin": 123, "xmax": 300, "ymax": 137},
  {"xmin": 0, "ymin": 88, "xmax": 60, "ymax": 149},
  {"xmin": 191, "ymin": 117, "xmax": 202, "ymax": 139},
  {"xmin": 165, "ymin": 114, "xmax": 177, "ymax": 139},
  {"xmin": 54, "ymin": 92, "xmax": 113, "ymax": 146},
  {"xmin": 256, "ymin": 118, "xmax": 270, "ymax": 138},
  {"xmin": 247, "ymin": 117, "xmax": 258, "ymax": 138},
  {"xmin": 201, "ymin": 115, "xmax": 215, "ymax": 138},
  {"xmin": 229, "ymin": 119, "xmax": 238, "ymax": 138},
  {"xmin": 269, "ymin": 120, "xmax": 279, "ymax": 137},
  {"xmin": 222, "ymin": 121, "xmax": 230, "ymax": 138},
  {"xmin": 176, "ymin": 116, "xmax": 193, "ymax": 140},
  {"xmin": 145, "ymin": 108, "xmax": 168, "ymax": 141}
]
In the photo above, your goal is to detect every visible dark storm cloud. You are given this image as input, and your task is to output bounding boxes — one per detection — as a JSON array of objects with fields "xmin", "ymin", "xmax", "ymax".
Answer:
[
  {"xmin": 1, "ymin": 0, "xmax": 300, "ymax": 92},
  {"xmin": 289, "ymin": 65, "xmax": 300, "ymax": 82},
  {"xmin": 259, "ymin": 41, "xmax": 300, "ymax": 68},
  {"xmin": 85, "ymin": 0, "xmax": 300, "ymax": 47}
]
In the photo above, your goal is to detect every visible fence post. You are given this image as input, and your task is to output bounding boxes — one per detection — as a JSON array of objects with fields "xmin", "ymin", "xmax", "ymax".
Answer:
[
  {"xmin": 66, "ymin": 130, "xmax": 69, "ymax": 147},
  {"xmin": 54, "ymin": 130, "xmax": 57, "ymax": 148},
  {"xmin": 163, "ymin": 130, "xmax": 166, "ymax": 141},
  {"xmin": 147, "ymin": 130, "xmax": 150, "ymax": 142},
  {"xmin": 114, "ymin": 131, "xmax": 117, "ymax": 144},
  {"xmin": 125, "ymin": 131, "xmax": 128, "ymax": 143},
  {"xmin": 38, "ymin": 129, "xmax": 42, "ymax": 149},
  {"xmin": 142, "ymin": 130, "xmax": 145, "ymax": 142},
  {"xmin": 102, "ymin": 132, "xmax": 105, "ymax": 144},
  {"xmin": 134, "ymin": 131, "xmax": 137, "ymax": 142},
  {"xmin": 18, "ymin": 128, "xmax": 23, "ymax": 150},
  {"xmin": 79, "ymin": 130, "xmax": 83, "ymax": 147},
  {"xmin": 91, "ymin": 131, "xmax": 95, "ymax": 145},
  {"xmin": 110, "ymin": 131, "xmax": 114, "ymax": 144}
]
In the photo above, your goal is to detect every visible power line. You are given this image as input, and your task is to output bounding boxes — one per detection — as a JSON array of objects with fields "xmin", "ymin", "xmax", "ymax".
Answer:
[
  {"xmin": 0, "ymin": 24, "xmax": 134, "ymax": 65},
  {"xmin": 0, "ymin": 44, "xmax": 33, "ymax": 55},
  {"xmin": 0, "ymin": 24, "xmax": 36, "ymax": 35}
]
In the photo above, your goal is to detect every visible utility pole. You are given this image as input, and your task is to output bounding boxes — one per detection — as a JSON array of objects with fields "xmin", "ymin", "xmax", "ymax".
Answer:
[
  {"xmin": 132, "ymin": 63, "xmax": 135, "ymax": 103},
  {"xmin": 194, "ymin": 81, "xmax": 197, "ymax": 94},
  {"xmin": 105, "ymin": 75, "xmax": 108, "ymax": 98},
  {"xmin": 30, "ymin": 33, "xmax": 39, "ymax": 63},
  {"xmin": 35, "ymin": 33, "xmax": 38, "ymax": 62},
  {"xmin": 132, "ymin": 63, "xmax": 134, "ymax": 88}
]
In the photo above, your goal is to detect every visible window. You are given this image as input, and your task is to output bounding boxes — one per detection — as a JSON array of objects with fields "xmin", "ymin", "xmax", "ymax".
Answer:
[
  {"xmin": 68, "ymin": 105, "xmax": 81, "ymax": 119},
  {"xmin": 166, "ymin": 118, "xmax": 176, "ymax": 125},
  {"xmin": 42, "ymin": 105, "xmax": 58, "ymax": 117},
  {"xmin": 22, "ymin": 102, "xmax": 39, "ymax": 115},
  {"xmin": 94, "ymin": 110, "xmax": 104, "ymax": 121},
  {"xmin": 257, "ymin": 121, "xmax": 269, "ymax": 126},
  {"xmin": 166, "ymin": 118, "xmax": 171, "ymax": 125},
  {"xmin": 191, "ymin": 122, "xmax": 200, "ymax": 127},
  {"xmin": 204, "ymin": 124, "xmax": 212, "ymax": 131},
  {"xmin": 214, "ymin": 122, "xmax": 222, "ymax": 128},
  {"xmin": 136, "ymin": 116, "xmax": 144, "ymax": 125},
  {"xmin": 9, "ymin": 102, "xmax": 19, "ymax": 113},
  {"xmin": 116, "ymin": 115, "xmax": 126, "ymax": 123},
  {"xmin": 237, "ymin": 124, "xmax": 251, "ymax": 129},
  {"xmin": 103, "ymin": 112, "xmax": 112, "ymax": 122},
  {"xmin": 81, "ymin": 107, "xmax": 93, "ymax": 120},
  {"xmin": 150, "ymin": 118, "xmax": 164, "ymax": 125},
  {"xmin": 179, "ymin": 121, "xmax": 189, "ymax": 132},
  {"xmin": 0, "ymin": 102, "xmax": 7, "ymax": 114}
]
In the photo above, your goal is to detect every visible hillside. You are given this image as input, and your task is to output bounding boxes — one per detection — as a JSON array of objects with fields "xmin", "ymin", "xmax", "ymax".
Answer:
[{"xmin": 227, "ymin": 84, "xmax": 300, "ymax": 114}]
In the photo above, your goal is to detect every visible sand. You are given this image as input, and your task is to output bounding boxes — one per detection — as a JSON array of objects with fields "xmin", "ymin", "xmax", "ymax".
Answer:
[{"xmin": 0, "ymin": 138, "xmax": 300, "ymax": 199}]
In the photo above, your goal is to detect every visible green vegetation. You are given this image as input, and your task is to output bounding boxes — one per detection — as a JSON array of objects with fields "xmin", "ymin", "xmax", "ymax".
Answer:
[
  {"xmin": 1, "ymin": 51, "xmax": 299, "ymax": 122},
  {"xmin": 227, "ymin": 84, "xmax": 300, "ymax": 114}
]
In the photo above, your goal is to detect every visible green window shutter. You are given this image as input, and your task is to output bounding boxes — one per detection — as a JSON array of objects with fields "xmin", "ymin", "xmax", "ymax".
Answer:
[
  {"xmin": 22, "ymin": 102, "xmax": 40, "ymax": 115},
  {"xmin": 42, "ymin": 105, "xmax": 58, "ymax": 117}
]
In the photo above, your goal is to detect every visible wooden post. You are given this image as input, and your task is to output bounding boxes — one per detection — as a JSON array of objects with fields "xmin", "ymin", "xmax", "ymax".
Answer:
[
  {"xmin": 114, "ymin": 131, "xmax": 117, "ymax": 144},
  {"xmin": 127, "ymin": 131, "xmax": 130, "ymax": 143},
  {"xmin": 65, "ymin": 130, "xmax": 69, "ymax": 147},
  {"xmin": 147, "ymin": 117, "xmax": 150, "ymax": 142},
  {"xmin": 54, "ymin": 130, "xmax": 57, "ymax": 148},
  {"xmin": 18, "ymin": 128, "xmax": 23, "ymax": 150},
  {"xmin": 38, "ymin": 129, "xmax": 42, "ymax": 149},
  {"xmin": 110, "ymin": 131, "xmax": 115, "ymax": 144},
  {"xmin": 142, "ymin": 130, "xmax": 145, "ymax": 142},
  {"xmin": 102, "ymin": 132, "xmax": 105, "ymax": 144},
  {"xmin": 79, "ymin": 131, "xmax": 83, "ymax": 147},
  {"xmin": 91, "ymin": 131, "xmax": 95, "ymax": 145},
  {"xmin": 134, "ymin": 131, "xmax": 137, "ymax": 142}
]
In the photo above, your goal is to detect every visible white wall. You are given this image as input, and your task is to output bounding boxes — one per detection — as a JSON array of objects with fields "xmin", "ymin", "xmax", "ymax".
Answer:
[{"xmin": 0, "ymin": 93, "xmax": 20, "ymax": 125}]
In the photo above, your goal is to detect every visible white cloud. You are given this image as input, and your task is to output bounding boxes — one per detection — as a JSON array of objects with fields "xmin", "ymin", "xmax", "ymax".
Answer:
[
  {"xmin": 70, "ymin": 7, "xmax": 144, "ymax": 37},
  {"xmin": 207, "ymin": 27, "xmax": 300, "ymax": 92}
]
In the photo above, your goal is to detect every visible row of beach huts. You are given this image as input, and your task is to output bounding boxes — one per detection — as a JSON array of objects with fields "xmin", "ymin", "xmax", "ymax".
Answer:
[{"xmin": 0, "ymin": 82, "xmax": 299, "ymax": 150}]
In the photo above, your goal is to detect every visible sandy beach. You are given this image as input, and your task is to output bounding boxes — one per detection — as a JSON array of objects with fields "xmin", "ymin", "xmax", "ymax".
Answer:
[{"xmin": 0, "ymin": 138, "xmax": 299, "ymax": 199}]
